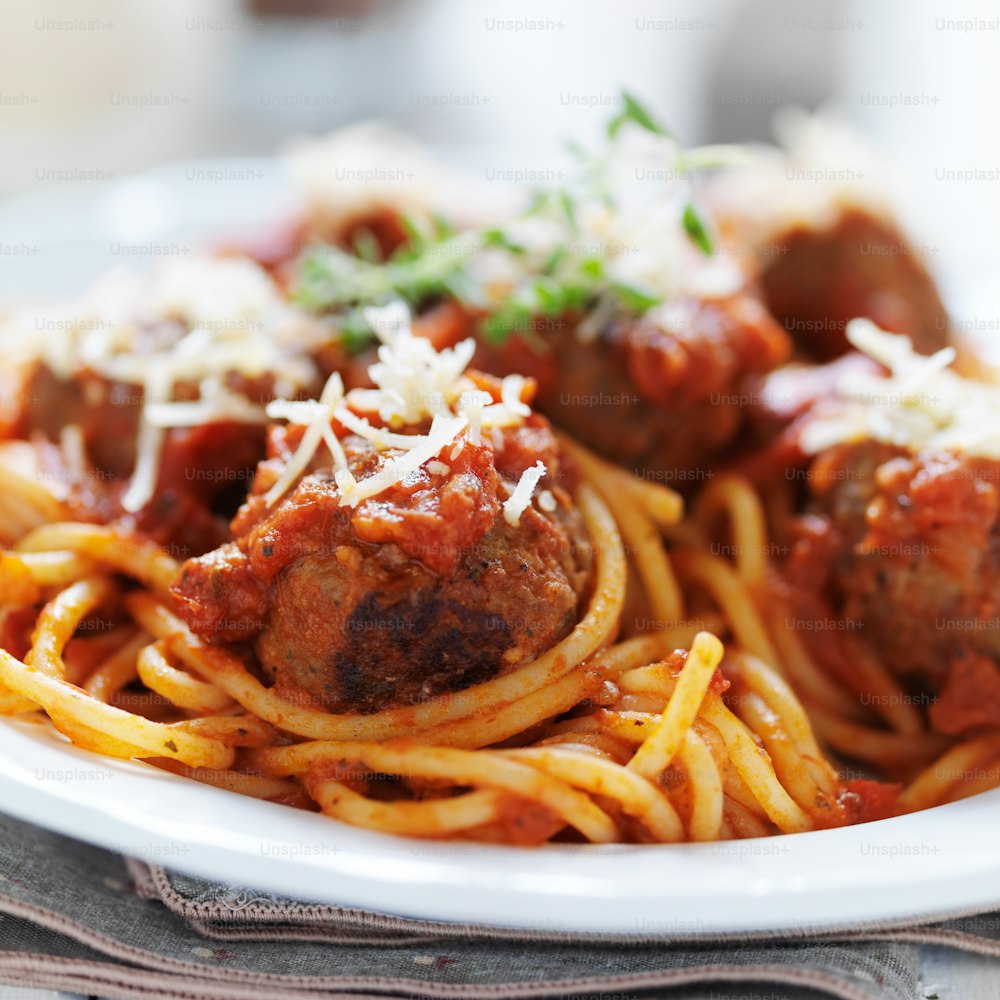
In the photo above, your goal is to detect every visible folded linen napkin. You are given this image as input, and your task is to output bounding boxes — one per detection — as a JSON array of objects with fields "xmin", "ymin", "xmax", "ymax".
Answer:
[{"xmin": 1, "ymin": 810, "xmax": 998, "ymax": 1000}]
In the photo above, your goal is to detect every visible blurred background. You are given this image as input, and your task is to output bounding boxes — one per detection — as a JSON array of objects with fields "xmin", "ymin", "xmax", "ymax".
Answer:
[{"xmin": 0, "ymin": 0, "xmax": 997, "ymax": 323}]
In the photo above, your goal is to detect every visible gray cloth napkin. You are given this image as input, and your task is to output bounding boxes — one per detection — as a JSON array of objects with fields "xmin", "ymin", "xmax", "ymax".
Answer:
[{"xmin": 1, "ymin": 809, "xmax": 997, "ymax": 1000}]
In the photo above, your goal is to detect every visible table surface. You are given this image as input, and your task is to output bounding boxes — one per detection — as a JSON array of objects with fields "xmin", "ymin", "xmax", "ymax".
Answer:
[{"xmin": 4, "ymin": 944, "xmax": 996, "ymax": 999}]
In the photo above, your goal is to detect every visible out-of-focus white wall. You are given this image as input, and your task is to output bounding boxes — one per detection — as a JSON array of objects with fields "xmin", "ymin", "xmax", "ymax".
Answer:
[
  {"xmin": 381, "ymin": 0, "xmax": 738, "ymax": 158},
  {"xmin": 1, "ymin": 0, "xmax": 997, "ymax": 325},
  {"xmin": 0, "ymin": 0, "xmax": 743, "ymax": 192},
  {"xmin": 839, "ymin": 0, "xmax": 1000, "ymax": 327},
  {"xmin": 0, "ymin": 0, "xmax": 239, "ymax": 190}
]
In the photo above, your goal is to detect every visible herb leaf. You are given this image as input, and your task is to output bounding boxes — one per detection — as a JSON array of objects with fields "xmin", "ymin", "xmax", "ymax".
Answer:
[
  {"xmin": 610, "ymin": 280, "xmax": 661, "ymax": 313},
  {"xmin": 683, "ymin": 202, "xmax": 714, "ymax": 256},
  {"xmin": 608, "ymin": 91, "xmax": 669, "ymax": 139},
  {"xmin": 296, "ymin": 90, "xmax": 732, "ymax": 351}
]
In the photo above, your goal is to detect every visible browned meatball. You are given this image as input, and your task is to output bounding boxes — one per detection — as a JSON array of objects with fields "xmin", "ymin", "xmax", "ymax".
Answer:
[
  {"xmin": 784, "ymin": 440, "xmax": 1000, "ymax": 734},
  {"xmin": 472, "ymin": 292, "xmax": 790, "ymax": 487},
  {"xmin": 1, "ymin": 361, "xmax": 272, "ymax": 556},
  {"xmin": 171, "ymin": 410, "xmax": 593, "ymax": 714},
  {"xmin": 732, "ymin": 208, "xmax": 949, "ymax": 361}
]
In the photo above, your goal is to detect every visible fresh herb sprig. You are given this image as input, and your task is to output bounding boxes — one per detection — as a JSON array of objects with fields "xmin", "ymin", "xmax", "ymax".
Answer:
[{"xmin": 294, "ymin": 92, "xmax": 741, "ymax": 352}]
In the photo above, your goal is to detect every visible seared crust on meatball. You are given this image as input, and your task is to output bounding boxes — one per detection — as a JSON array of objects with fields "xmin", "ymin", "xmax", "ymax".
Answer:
[{"xmin": 171, "ymin": 412, "xmax": 593, "ymax": 714}]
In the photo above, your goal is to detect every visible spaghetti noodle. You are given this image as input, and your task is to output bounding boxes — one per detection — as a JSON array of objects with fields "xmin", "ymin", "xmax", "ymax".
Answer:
[
  {"xmin": 0, "ymin": 115, "xmax": 992, "ymax": 845},
  {"xmin": 0, "ymin": 367, "xmax": 994, "ymax": 844},
  {"xmin": 0, "ymin": 425, "xmax": 933, "ymax": 845}
]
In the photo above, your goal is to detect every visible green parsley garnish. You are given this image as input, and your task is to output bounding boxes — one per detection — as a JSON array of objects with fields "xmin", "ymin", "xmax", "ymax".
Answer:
[
  {"xmin": 682, "ymin": 202, "xmax": 714, "ymax": 256},
  {"xmin": 607, "ymin": 90, "xmax": 670, "ymax": 139},
  {"xmin": 295, "ymin": 91, "xmax": 740, "ymax": 351}
]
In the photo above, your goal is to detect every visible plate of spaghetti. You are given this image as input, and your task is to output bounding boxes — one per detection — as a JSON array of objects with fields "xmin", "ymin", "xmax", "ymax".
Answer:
[{"xmin": 1, "ymin": 99, "xmax": 1000, "ymax": 934}]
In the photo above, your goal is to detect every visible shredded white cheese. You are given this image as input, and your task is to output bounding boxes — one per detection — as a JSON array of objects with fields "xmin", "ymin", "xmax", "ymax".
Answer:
[
  {"xmin": 360, "ymin": 301, "xmax": 477, "ymax": 426},
  {"xmin": 500, "ymin": 373, "xmax": 531, "ymax": 418},
  {"xmin": 143, "ymin": 391, "xmax": 268, "ymax": 429},
  {"xmin": 264, "ymin": 373, "xmax": 353, "ymax": 508},
  {"xmin": 339, "ymin": 415, "xmax": 468, "ymax": 509},
  {"xmin": 800, "ymin": 319, "xmax": 1000, "ymax": 458},
  {"xmin": 121, "ymin": 363, "xmax": 172, "ymax": 514},
  {"xmin": 59, "ymin": 425, "xmax": 87, "ymax": 480},
  {"xmin": 455, "ymin": 389, "xmax": 491, "ymax": 446},
  {"xmin": 262, "ymin": 302, "xmax": 544, "ymax": 514},
  {"xmin": 709, "ymin": 111, "xmax": 896, "ymax": 247},
  {"xmin": 502, "ymin": 461, "xmax": 548, "ymax": 527},
  {"xmin": 1, "ymin": 257, "xmax": 326, "ymax": 512},
  {"xmin": 537, "ymin": 489, "xmax": 558, "ymax": 513}
]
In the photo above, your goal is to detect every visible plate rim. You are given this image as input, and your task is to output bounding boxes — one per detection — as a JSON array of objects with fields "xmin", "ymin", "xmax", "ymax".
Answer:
[{"xmin": 4, "ymin": 716, "xmax": 1000, "ymax": 936}]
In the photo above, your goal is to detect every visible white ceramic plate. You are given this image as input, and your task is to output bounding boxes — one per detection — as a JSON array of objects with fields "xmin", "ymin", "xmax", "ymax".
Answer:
[
  {"xmin": 3, "ymin": 714, "xmax": 1000, "ymax": 936},
  {"xmin": 1, "ymin": 160, "xmax": 998, "ymax": 936}
]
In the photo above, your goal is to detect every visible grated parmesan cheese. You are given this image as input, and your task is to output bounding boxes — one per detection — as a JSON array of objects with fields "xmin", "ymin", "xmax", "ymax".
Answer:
[
  {"xmin": 0, "ymin": 257, "xmax": 326, "ymax": 512},
  {"xmin": 339, "ymin": 415, "xmax": 468, "ymax": 509},
  {"xmin": 502, "ymin": 461, "xmax": 548, "ymax": 527},
  {"xmin": 59, "ymin": 425, "xmax": 87, "ymax": 480},
  {"xmin": 537, "ymin": 489, "xmax": 558, "ymax": 513},
  {"xmin": 456, "ymin": 389, "xmax": 492, "ymax": 446},
  {"xmin": 800, "ymin": 319, "xmax": 1000, "ymax": 459},
  {"xmin": 574, "ymin": 126, "xmax": 743, "ymax": 305},
  {"xmin": 262, "ymin": 302, "xmax": 545, "ymax": 514},
  {"xmin": 499, "ymin": 373, "xmax": 531, "ymax": 418},
  {"xmin": 360, "ymin": 301, "xmax": 477, "ymax": 426},
  {"xmin": 143, "ymin": 392, "xmax": 269, "ymax": 429},
  {"xmin": 264, "ymin": 373, "xmax": 353, "ymax": 508},
  {"xmin": 121, "ymin": 364, "xmax": 172, "ymax": 514},
  {"xmin": 708, "ymin": 111, "xmax": 896, "ymax": 249}
]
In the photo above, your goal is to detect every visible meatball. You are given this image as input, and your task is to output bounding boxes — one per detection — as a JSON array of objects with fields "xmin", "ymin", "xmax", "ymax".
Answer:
[
  {"xmin": 472, "ymin": 291, "xmax": 789, "ymax": 486},
  {"xmin": 0, "ymin": 257, "xmax": 326, "ymax": 555},
  {"xmin": 756, "ymin": 208, "xmax": 950, "ymax": 360},
  {"xmin": 171, "ymin": 411, "xmax": 593, "ymax": 714},
  {"xmin": 707, "ymin": 119, "xmax": 951, "ymax": 361},
  {"xmin": 721, "ymin": 352, "xmax": 883, "ymax": 489},
  {"xmin": 0, "ymin": 360, "xmax": 273, "ymax": 556},
  {"xmin": 785, "ymin": 440, "xmax": 1000, "ymax": 734}
]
